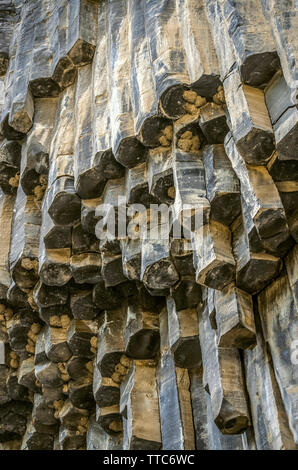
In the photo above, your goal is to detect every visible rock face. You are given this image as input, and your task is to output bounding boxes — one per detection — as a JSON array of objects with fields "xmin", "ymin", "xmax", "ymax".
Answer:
[{"xmin": 0, "ymin": 0, "xmax": 297, "ymax": 451}]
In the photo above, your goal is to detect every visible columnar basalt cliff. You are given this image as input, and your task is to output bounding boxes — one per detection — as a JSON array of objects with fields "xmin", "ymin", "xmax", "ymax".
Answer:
[{"xmin": 0, "ymin": 0, "xmax": 297, "ymax": 451}]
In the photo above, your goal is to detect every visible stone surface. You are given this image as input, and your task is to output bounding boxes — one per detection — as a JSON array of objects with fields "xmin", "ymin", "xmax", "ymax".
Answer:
[{"xmin": 0, "ymin": 0, "xmax": 297, "ymax": 451}]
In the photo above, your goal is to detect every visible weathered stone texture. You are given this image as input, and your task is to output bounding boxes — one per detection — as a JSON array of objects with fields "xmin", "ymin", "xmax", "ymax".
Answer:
[{"xmin": 0, "ymin": 0, "xmax": 297, "ymax": 451}]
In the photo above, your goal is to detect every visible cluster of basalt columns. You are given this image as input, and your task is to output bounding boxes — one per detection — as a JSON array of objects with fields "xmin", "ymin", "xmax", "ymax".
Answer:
[{"xmin": 0, "ymin": 0, "xmax": 297, "ymax": 451}]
